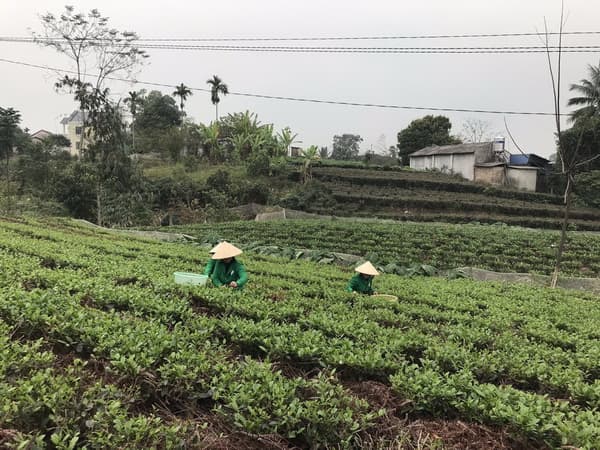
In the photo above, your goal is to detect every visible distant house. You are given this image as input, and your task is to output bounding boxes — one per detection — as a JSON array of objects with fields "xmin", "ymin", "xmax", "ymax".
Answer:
[
  {"xmin": 409, "ymin": 142, "xmax": 497, "ymax": 181},
  {"xmin": 409, "ymin": 140, "xmax": 549, "ymax": 192},
  {"xmin": 29, "ymin": 129, "xmax": 53, "ymax": 143},
  {"xmin": 60, "ymin": 110, "xmax": 89, "ymax": 157}
]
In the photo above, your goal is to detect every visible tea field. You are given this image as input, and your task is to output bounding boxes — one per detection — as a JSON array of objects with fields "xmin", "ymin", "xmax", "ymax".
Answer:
[
  {"xmin": 302, "ymin": 166, "xmax": 600, "ymax": 230},
  {"xmin": 163, "ymin": 220, "xmax": 600, "ymax": 277},
  {"xmin": 2, "ymin": 217, "xmax": 600, "ymax": 449}
]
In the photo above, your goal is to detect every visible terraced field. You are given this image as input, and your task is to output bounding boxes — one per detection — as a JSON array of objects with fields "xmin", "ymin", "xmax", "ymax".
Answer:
[
  {"xmin": 1, "ymin": 217, "xmax": 600, "ymax": 449},
  {"xmin": 300, "ymin": 167, "xmax": 600, "ymax": 230}
]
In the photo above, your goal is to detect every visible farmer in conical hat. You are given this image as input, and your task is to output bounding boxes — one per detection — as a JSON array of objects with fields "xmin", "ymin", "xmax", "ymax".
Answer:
[
  {"xmin": 346, "ymin": 261, "xmax": 379, "ymax": 295},
  {"xmin": 210, "ymin": 242, "xmax": 248, "ymax": 289},
  {"xmin": 203, "ymin": 241, "xmax": 226, "ymax": 277}
]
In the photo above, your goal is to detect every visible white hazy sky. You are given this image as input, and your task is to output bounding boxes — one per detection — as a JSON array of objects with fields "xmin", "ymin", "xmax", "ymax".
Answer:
[{"xmin": 2, "ymin": 0, "xmax": 599, "ymax": 157}]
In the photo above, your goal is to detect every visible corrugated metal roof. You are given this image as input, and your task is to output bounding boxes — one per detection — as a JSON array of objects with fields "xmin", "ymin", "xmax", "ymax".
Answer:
[
  {"xmin": 475, "ymin": 162, "xmax": 506, "ymax": 167},
  {"xmin": 410, "ymin": 142, "xmax": 493, "ymax": 157},
  {"xmin": 508, "ymin": 165, "xmax": 538, "ymax": 170}
]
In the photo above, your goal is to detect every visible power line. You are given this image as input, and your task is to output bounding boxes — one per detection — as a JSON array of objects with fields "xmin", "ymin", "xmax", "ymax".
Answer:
[
  {"xmin": 0, "ymin": 57, "xmax": 571, "ymax": 116},
  {"xmin": 121, "ymin": 44, "xmax": 600, "ymax": 54},
  {"xmin": 2, "ymin": 37, "xmax": 600, "ymax": 53},
  {"xmin": 4, "ymin": 30, "xmax": 600, "ymax": 41}
]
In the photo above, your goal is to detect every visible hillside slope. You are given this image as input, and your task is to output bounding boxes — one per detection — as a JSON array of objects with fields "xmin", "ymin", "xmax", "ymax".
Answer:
[{"xmin": 288, "ymin": 165, "xmax": 600, "ymax": 230}]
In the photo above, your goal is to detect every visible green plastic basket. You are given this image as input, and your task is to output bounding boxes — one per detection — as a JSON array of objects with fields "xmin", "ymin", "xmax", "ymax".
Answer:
[{"xmin": 173, "ymin": 272, "xmax": 208, "ymax": 286}]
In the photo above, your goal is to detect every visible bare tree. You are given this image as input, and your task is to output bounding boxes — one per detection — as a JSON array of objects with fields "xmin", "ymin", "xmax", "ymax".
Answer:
[
  {"xmin": 375, "ymin": 134, "xmax": 388, "ymax": 154},
  {"xmin": 541, "ymin": 2, "xmax": 600, "ymax": 287},
  {"xmin": 32, "ymin": 6, "xmax": 148, "ymax": 156},
  {"xmin": 461, "ymin": 118, "xmax": 494, "ymax": 143}
]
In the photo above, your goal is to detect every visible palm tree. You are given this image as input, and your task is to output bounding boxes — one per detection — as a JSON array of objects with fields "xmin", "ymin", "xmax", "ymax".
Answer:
[
  {"xmin": 568, "ymin": 62, "xmax": 600, "ymax": 123},
  {"xmin": 206, "ymin": 75, "xmax": 228, "ymax": 122},
  {"xmin": 124, "ymin": 90, "xmax": 143, "ymax": 152},
  {"xmin": 173, "ymin": 83, "xmax": 193, "ymax": 115}
]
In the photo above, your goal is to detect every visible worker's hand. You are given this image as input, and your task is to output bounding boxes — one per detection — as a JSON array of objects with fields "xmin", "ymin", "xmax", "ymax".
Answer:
[{"xmin": 229, "ymin": 281, "xmax": 238, "ymax": 288}]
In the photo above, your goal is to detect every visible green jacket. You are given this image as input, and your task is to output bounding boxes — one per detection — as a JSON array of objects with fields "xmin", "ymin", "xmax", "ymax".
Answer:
[
  {"xmin": 346, "ymin": 274, "xmax": 374, "ymax": 295},
  {"xmin": 210, "ymin": 258, "xmax": 248, "ymax": 289},
  {"xmin": 203, "ymin": 259, "xmax": 215, "ymax": 277}
]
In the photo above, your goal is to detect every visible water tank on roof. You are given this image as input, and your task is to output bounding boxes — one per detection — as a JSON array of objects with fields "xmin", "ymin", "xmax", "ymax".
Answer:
[{"xmin": 493, "ymin": 136, "xmax": 505, "ymax": 153}]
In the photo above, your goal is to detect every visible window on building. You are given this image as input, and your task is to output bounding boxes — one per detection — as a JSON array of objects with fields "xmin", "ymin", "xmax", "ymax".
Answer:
[
  {"xmin": 75, "ymin": 126, "xmax": 83, "ymax": 136},
  {"xmin": 76, "ymin": 142, "xmax": 81, "ymax": 150}
]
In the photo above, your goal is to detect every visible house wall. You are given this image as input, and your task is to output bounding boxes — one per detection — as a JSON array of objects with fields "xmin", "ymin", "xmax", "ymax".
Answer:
[
  {"xmin": 507, "ymin": 167, "xmax": 537, "ymax": 191},
  {"xmin": 65, "ymin": 122, "xmax": 89, "ymax": 157},
  {"xmin": 474, "ymin": 146, "xmax": 495, "ymax": 164},
  {"xmin": 410, "ymin": 155, "xmax": 428, "ymax": 170},
  {"xmin": 451, "ymin": 153, "xmax": 475, "ymax": 180},
  {"xmin": 410, "ymin": 153, "xmax": 475, "ymax": 180},
  {"xmin": 433, "ymin": 155, "xmax": 452, "ymax": 172},
  {"xmin": 474, "ymin": 166, "xmax": 505, "ymax": 185}
]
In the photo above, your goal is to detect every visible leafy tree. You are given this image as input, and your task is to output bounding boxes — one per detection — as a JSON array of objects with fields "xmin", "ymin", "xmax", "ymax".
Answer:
[
  {"xmin": 387, "ymin": 145, "xmax": 398, "ymax": 159},
  {"xmin": 397, "ymin": 115, "xmax": 461, "ymax": 165},
  {"xmin": 568, "ymin": 62, "xmax": 600, "ymax": 123},
  {"xmin": 0, "ymin": 107, "xmax": 21, "ymax": 206},
  {"xmin": 33, "ymin": 6, "xmax": 148, "ymax": 155},
  {"xmin": 124, "ymin": 90, "xmax": 144, "ymax": 152},
  {"xmin": 15, "ymin": 133, "xmax": 72, "ymax": 198},
  {"xmin": 173, "ymin": 83, "xmax": 193, "ymax": 114},
  {"xmin": 575, "ymin": 170, "xmax": 600, "ymax": 208},
  {"xmin": 135, "ymin": 91, "xmax": 182, "ymax": 131},
  {"xmin": 559, "ymin": 116, "xmax": 600, "ymax": 172},
  {"xmin": 206, "ymin": 75, "xmax": 228, "ymax": 122},
  {"xmin": 319, "ymin": 146, "xmax": 329, "ymax": 159},
  {"xmin": 82, "ymin": 88, "xmax": 140, "ymax": 225},
  {"xmin": 180, "ymin": 121, "xmax": 203, "ymax": 157},
  {"xmin": 331, "ymin": 134, "xmax": 362, "ymax": 160}
]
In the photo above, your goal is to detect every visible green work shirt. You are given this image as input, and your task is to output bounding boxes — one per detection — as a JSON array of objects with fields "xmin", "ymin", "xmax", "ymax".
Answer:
[
  {"xmin": 210, "ymin": 258, "xmax": 248, "ymax": 289},
  {"xmin": 346, "ymin": 274, "xmax": 374, "ymax": 295},
  {"xmin": 203, "ymin": 258, "xmax": 215, "ymax": 277}
]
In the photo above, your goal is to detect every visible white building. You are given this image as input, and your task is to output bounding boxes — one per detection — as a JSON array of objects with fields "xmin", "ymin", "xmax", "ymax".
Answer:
[
  {"xmin": 60, "ymin": 110, "xmax": 88, "ymax": 157},
  {"xmin": 409, "ymin": 142, "xmax": 496, "ymax": 181}
]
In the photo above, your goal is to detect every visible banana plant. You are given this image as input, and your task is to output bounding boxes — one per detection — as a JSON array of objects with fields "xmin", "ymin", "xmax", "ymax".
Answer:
[{"xmin": 301, "ymin": 145, "xmax": 320, "ymax": 183}]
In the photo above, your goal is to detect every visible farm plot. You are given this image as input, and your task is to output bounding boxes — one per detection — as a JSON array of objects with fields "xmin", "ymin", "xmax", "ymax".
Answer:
[
  {"xmin": 299, "ymin": 167, "xmax": 600, "ymax": 230},
  {"xmin": 164, "ymin": 220, "xmax": 600, "ymax": 277},
  {"xmin": 1, "ymin": 217, "xmax": 600, "ymax": 449}
]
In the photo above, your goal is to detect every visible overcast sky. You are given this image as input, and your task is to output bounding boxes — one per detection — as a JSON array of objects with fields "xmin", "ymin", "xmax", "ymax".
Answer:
[{"xmin": 2, "ymin": 0, "xmax": 599, "ymax": 157}]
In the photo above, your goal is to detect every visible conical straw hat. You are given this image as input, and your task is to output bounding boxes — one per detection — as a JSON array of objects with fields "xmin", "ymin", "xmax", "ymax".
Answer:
[
  {"xmin": 209, "ymin": 241, "xmax": 227, "ymax": 254},
  {"xmin": 212, "ymin": 242, "xmax": 243, "ymax": 260},
  {"xmin": 355, "ymin": 261, "xmax": 379, "ymax": 276}
]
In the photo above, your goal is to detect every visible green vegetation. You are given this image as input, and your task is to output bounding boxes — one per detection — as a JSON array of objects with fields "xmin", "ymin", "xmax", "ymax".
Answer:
[
  {"xmin": 1, "ymin": 216, "xmax": 600, "ymax": 448},
  {"xmin": 291, "ymin": 166, "xmax": 600, "ymax": 230},
  {"xmin": 163, "ymin": 220, "xmax": 600, "ymax": 277},
  {"xmin": 397, "ymin": 115, "xmax": 461, "ymax": 165}
]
